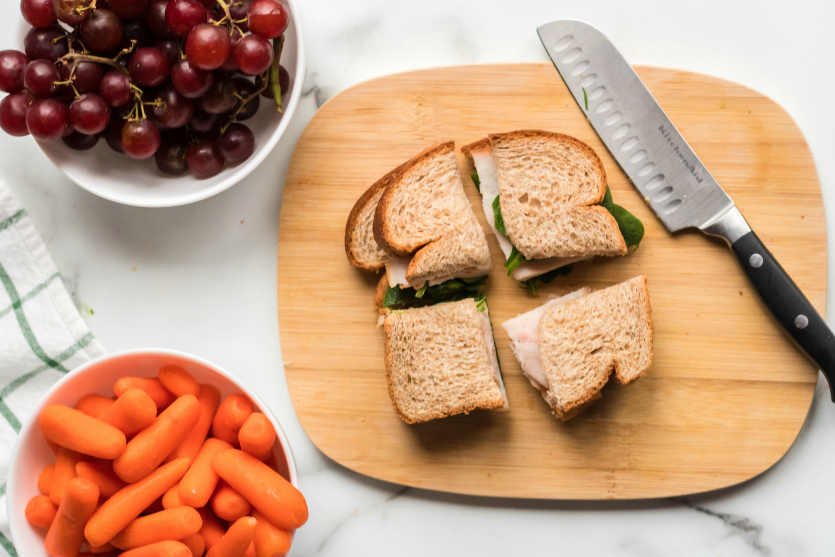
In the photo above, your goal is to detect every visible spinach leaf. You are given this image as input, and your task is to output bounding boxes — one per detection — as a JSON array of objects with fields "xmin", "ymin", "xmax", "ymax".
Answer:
[
  {"xmin": 471, "ymin": 172, "xmax": 481, "ymax": 194},
  {"xmin": 601, "ymin": 186, "xmax": 644, "ymax": 250},
  {"xmin": 492, "ymin": 195, "xmax": 507, "ymax": 236},
  {"xmin": 504, "ymin": 246, "xmax": 527, "ymax": 275},
  {"xmin": 382, "ymin": 276, "xmax": 488, "ymax": 309},
  {"xmin": 520, "ymin": 264, "xmax": 574, "ymax": 296}
]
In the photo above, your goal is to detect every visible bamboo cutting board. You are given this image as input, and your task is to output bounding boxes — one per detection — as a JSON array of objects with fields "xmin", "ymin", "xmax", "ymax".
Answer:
[{"xmin": 277, "ymin": 64, "xmax": 826, "ymax": 499}]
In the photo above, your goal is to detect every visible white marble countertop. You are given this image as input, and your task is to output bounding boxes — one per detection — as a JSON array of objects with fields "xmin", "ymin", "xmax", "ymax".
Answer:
[{"xmin": 2, "ymin": 0, "xmax": 835, "ymax": 554}]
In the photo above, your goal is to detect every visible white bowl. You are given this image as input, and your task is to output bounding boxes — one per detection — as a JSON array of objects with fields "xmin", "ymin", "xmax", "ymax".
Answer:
[
  {"xmin": 7, "ymin": 348, "xmax": 299, "ymax": 557},
  {"xmin": 16, "ymin": 0, "xmax": 305, "ymax": 207}
]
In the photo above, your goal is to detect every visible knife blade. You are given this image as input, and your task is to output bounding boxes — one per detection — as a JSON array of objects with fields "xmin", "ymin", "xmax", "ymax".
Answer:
[{"xmin": 538, "ymin": 19, "xmax": 835, "ymax": 399}]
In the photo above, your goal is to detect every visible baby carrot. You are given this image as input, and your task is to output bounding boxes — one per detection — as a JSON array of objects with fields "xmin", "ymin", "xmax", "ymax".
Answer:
[
  {"xmin": 97, "ymin": 388, "xmax": 157, "ymax": 437},
  {"xmin": 38, "ymin": 463, "xmax": 55, "ymax": 494},
  {"xmin": 180, "ymin": 533, "xmax": 205, "ymax": 557},
  {"xmin": 158, "ymin": 365, "xmax": 200, "ymax": 397},
  {"xmin": 251, "ymin": 510, "xmax": 292, "ymax": 557},
  {"xmin": 205, "ymin": 516, "xmax": 257, "ymax": 557},
  {"xmin": 76, "ymin": 394, "xmax": 114, "ymax": 418},
  {"xmin": 245, "ymin": 541, "xmax": 256, "ymax": 557},
  {"xmin": 76, "ymin": 461, "xmax": 127, "ymax": 499},
  {"xmin": 44, "ymin": 477, "xmax": 100, "ymax": 557},
  {"xmin": 120, "ymin": 540, "xmax": 192, "ymax": 557},
  {"xmin": 40, "ymin": 405, "xmax": 126, "ymax": 459},
  {"xmin": 25, "ymin": 494, "xmax": 57, "ymax": 529},
  {"xmin": 178, "ymin": 438, "xmax": 232, "ymax": 508},
  {"xmin": 212, "ymin": 450, "xmax": 308, "ymax": 530},
  {"xmin": 114, "ymin": 377, "xmax": 176, "ymax": 410},
  {"xmin": 211, "ymin": 394, "xmax": 253, "ymax": 447},
  {"xmin": 238, "ymin": 413, "xmax": 276, "ymax": 462},
  {"xmin": 197, "ymin": 507, "xmax": 226, "ymax": 551},
  {"xmin": 210, "ymin": 480, "xmax": 251, "ymax": 522},
  {"xmin": 144, "ymin": 496, "xmax": 165, "ymax": 515},
  {"xmin": 166, "ymin": 384, "xmax": 221, "ymax": 464},
  {"xmin": 51, "ymin": 447, "xmax": 83, "ymax": 506},
  {"xmin": 84, "ymin": 458, "xmax": 190, "ymax": 548},
  {"xmin": 110, "ymin": 506, "xmax": 203, "ymax": 550},
  {"xmin": 113, "ymin": 395, "xmax": 201, "ymax": 483},
  {"xmin": 88, "ymin": 542, "xmax": 116, "ymax": 553},
  {"xmin": 162, "ymin": 483, "xmax": 187, "ymax": 509}
]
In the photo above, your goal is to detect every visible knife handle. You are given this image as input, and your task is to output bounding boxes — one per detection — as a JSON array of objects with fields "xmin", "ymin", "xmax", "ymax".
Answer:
[{"xmin": 730, "ymin": 230, "xmax": 835, "ymax": 400}]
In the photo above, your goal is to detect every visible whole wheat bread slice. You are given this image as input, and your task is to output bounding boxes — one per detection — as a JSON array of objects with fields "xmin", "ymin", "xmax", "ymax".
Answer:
[
  {"xmin": 372, "ymin": 142, "xmax": 490, "ymax": 286},
  {"xmin": 539, "ymin": 276, "xmax": 653, "ymax": 420},
  {"xmin": 384, "ymin": 298, "xmax": 506, "ymax": 424},
  {"xmin": 345, "ymin": 166, "xmax": 404, "ymax": 272},
  {"xmin": 488, "ymin": 130, "xmax": 627, "ymax": 260}
]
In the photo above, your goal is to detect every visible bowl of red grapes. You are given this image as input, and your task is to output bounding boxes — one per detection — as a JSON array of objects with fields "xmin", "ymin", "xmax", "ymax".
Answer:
[{"xmin": 1, "ymin": 0, "xmax": 303, "ymax": 206}]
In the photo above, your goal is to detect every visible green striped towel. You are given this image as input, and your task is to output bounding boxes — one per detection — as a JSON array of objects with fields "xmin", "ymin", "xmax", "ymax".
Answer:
[{"xmin": 0, "ymin": 181, "xmax": 105, "ymax": 556}]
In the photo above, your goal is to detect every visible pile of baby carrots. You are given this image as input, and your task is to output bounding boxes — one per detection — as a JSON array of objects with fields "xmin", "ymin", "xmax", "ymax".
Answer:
[{"xmin": 25, "ymin": 364, "xmax": 308, "ymax": 557}]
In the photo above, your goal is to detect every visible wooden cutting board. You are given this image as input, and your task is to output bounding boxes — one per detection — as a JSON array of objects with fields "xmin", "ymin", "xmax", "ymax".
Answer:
[{"xmin": 277, "ymin": 64, "xmax": 825, "ymax": 499}]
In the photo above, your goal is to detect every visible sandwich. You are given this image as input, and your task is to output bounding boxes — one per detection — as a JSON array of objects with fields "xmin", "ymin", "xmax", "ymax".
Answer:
[
  {"xmin": 345, "ymin": 142, "xmax": 505, "ymax": 424},
  {"xmin": 462, "ymin": 130, "xmax": 644, "ymax": 294},
  {"xmin": 383, "ymin": 296, "xmax": 507, "ymax": 424},
  {"xmin": 502, "ymin": 276, "xmax": 653, "ymax": 420},
  {"xmin": 345, "ymin": 141, "xmax": 492, "ymax": 304}
]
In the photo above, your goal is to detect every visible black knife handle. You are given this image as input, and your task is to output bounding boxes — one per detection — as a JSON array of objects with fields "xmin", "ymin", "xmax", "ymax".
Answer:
[{"xmin": 731, "ymin": 230, "xmax": 835, "ymax": 400}]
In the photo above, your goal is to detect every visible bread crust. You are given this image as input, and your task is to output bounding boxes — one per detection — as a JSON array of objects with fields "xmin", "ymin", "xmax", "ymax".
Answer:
[
  {"xmin": 460, "ymin": 137, "xmax": 491, "ymax": 165},
  {"xmin": 372, "ymin": 141, "xmax": 456, "ymax": 257},
  {"xmin": 344, "ymin": 165, "xmax": 404, "ymax": 272},
  {"xmin": 373, "ymin": 274, "xmax": 389, "ymax": 311}
]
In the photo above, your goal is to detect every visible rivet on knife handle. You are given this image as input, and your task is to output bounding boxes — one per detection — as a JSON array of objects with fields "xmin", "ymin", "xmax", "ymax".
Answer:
[{"xmin": 538, "ymin": 20, "xmax": 835, "ymax": 399}]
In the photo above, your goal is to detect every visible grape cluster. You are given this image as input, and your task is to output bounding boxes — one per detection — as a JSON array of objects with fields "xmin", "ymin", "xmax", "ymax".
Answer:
[{"xmin": 1, "ymin": 0, "xmax": 292, "ymax": 178}]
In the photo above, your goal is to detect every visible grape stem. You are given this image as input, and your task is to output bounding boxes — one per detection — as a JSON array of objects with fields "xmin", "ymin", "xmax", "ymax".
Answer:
[
  {"xmin": 75, "ymin": 0, "xmax": 97, "ymax": 15},
  {"xmin": 220, "ymin": 74, "xmax": 269, "ymax": 134},
  {"xmin": 269, "ymin": 34, "xmax": 284, "ymax": 112},
  {"xmin": 56, "ymin": 42, "xmax": 138, "ymax": 78}
]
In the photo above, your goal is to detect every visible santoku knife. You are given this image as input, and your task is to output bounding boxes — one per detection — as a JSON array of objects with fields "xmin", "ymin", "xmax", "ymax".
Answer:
[{"xmin": 537, "ymin": 20, "xmax": 835, "ymax": 399}]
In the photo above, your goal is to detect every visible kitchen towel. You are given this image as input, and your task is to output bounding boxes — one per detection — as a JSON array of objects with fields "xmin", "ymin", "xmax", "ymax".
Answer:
[{"xmin": 0, "ymin": 180, "xmax": 105, "ymax": 556}]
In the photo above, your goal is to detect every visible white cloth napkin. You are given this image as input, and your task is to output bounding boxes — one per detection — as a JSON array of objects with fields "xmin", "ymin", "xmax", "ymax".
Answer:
[{"xmin": 0, "ymin": 181, "xmax": 105, "ymax": 556}]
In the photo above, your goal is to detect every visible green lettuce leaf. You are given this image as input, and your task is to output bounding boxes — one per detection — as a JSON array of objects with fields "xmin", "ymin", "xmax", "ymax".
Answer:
[
  {"xmin": 601, "ymin": 186, "xmax": 644, "ymax": 249},
  {"xmin": 504, "ymin": 246, "xmax": 527, "ymax": 275},
  {"xmin": 520, "ymin": 264, "xmax": 574, "ymax": 295},
  {"xmin": 471, "ymin": 172, "xmax": 481, "ymax": 194},
  {"xmin": 492, "ymin": 195, "xmax": 506, "ymax": 236},
  {"xmin": 382, "ymin": 276, "xmax": 488, "ymax": 309}
]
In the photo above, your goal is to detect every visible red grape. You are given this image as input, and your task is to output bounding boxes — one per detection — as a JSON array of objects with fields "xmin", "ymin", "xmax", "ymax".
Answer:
[
  {"xmin": 233, "ymin": 33, "xmax": 272, "ymax": 75},
  {"xmin": 0, "ymin": 51, "xmax": 29, "ymax": 93},
  {"xmin": 152, "ymin": 86, "xmax": 193, "ymax": 128},
  {"xmin": 98, "ymin": 71, "xmax": 132, "ymax": 106},
  {"xmin": 171, "ymin": 58, "xmax": 212, "ymax": 98},
  {"xmin": 186, "ymin": 139, "xmax": 223, "ymax": 178},
  {"xmin": 246, "ymin": 0, "xmax": 287, "ymax": 39},
  {"xmin": 232, "ymin": 77, "xmax": 259, "ymax": 120},
  {"xmin": 59, "ymin": 61, "xmax": 103, "ymax": 95},
  {"xmin": 228, "ymin": 0, "xmax": 252, "ymax": 30},
  {"xmin": 121, "ymin": 20, "xmax": 155, "ymax": 50},
  {"xmin": 24, "ymin": 59, "xmax": 59, "ymax": 98},
  {"xmin": 219, "ymin": 27, "xmax": 243, "ymax": 71},
  {"xmin": 26, "ymin": 98, "xmax": 68, "ymax": 140},
  {"xmin": 69, "ymin": 93, "xmax": 110, "ymax": 134},
  {"xmin": 24, "ymin": 26, "xmax": 69, "ymax": 62},
  {"xmin": 185, "ymin": 23, "xmax": 231, "ymax": 71},
  {"xmin": 219, "ymin": 122, "xmax": 253, "ymax": 163},
  {"xmin": 129, "ymin": 47, "xmax": 170, "ymax": 87},
  {"xmin": 257, "ymin": 64, "xmax": 288, "ymax": 99},
  {"xmin": 21, "ymin": 0, "xmax": 58, "ymax": 28},
  {"xmin": 155, "ymin": 38, "xmax": 180, "ymax": 65},
  {"xmin": 155, "ymin": 136, "xmax": 188, "ymax": 174},
  {"xmin": 108, "ymin": 0, "xmax": 149, "ymax": 21},
  {"xmin": 0, "ymin": 92, "xmax": 32, "ymax": 136},
  {"xmin": 52, "ymin": 0, "xmax": 89, "ymax": 24},
  {"xmin": 63, "ymin": 130, "xmax": 99, "ymax": 150},
  {"xmin": 188, "ymin": 108, "xmax": 217, "ymax": 133},
  {"xmin": 80, "ymin": 9, "xmax": 124, "ymax": 52},
  {"xmin": 103, "ymin": 116, "xmax": 124, "ymax": 151},
  {"xmin": 165, "ymin": 0, "xmax": 207, "ymax": 37},
  {"xmin": 145, "ymin": 0, "xmax": 172, "ymax": 37},
  {"xmin": 198, "ymin": 75, "xmax": 236, "ymax": 114},
  {"xmin": 122, "ymin": 118, "xmax": 160, "ymax": 158}
]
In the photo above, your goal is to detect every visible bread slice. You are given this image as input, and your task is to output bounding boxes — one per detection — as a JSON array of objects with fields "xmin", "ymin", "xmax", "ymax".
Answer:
[
  {"xmin": 373, "ymin": 142, "xmax": 491, "ymax": 288},
  {"xmin": 539, "ymin": 276, "xmax": 653, "ymax": 419},
  {"xmin": 384, "ymin": 297, "xmax": 507, "ymax": 424},
  {"xmin": 466, "ymin": 130, "xmax": 626, "ymax": 262},
  {"xmin": 345, "ymin": 166, "xmax": 403, "ymax": 272}
]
